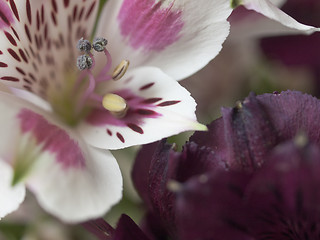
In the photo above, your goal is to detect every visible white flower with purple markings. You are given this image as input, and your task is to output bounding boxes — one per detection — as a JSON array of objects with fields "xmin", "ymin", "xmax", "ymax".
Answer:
[{"xmin": 0, "ymin": 0, "xmax": 230, "ymax": 223}]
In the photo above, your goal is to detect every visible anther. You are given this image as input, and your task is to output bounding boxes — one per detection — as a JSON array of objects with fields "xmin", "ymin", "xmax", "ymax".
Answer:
[
  {"xmin": 77, "ymin": 38, "xmax": 92, "ymax": 53},
  {"xmin": 112, "ymin": 60, "xmax": 130, "ymax": 80},
  {"xmin": 92, "ymin": 37, "xmax": 108, "ymax": 52},
  {"xmin": 77, "ymin": 55, "xmax": 93, "ymax": 70},
  {"xmin": 102, "ymin": 93, "xmax": 128, "ymax": 118}
]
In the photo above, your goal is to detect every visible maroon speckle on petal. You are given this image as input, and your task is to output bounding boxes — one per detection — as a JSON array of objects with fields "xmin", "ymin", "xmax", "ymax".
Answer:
[
  {"xmin": 16, "ymin": 67, "xmax": 26, "ymax": 75},
  {"xmin": 136, "ymin": 109, "xmax": 157, "ymax": 116},
  {"xmin": 0, "ymin": 62, "xmax": 8, "ymax": 67},
  {"xmin": 64, "ymin": 0, "xmax": 70, "ymax": 7},
  {"xmin": 85, "ymin": 1, "xmax": 96, "ymax": 20},
  {"xmin": 11, "ymin": 27, "xmax": 20, "ymax": 40},
  {"xmin": 107, "ymin": 129, "xmax": 112, "ymax": 136},
  {"xmin": 117, "ymin": 132, "xmax": 125, "ymax": 143},
  {"xmin": 140, "ymin": 82, "xmax": 155, "ymax": 91},
  {"xmin": 142, "ymin": 97, "xmax": 163, "ymax": 104},
  {"xmin": 1, "ymin": 76, "xmax": 19, "ymax": 82},
  {"xmin": 24, "ymin": 24, "xmax": 32, "ymax": 43},
  {"xmin": 51, "ymin": 11, "xmax": 57, "ymax": 26},
  {"xmin": 26, "ymin": 0, "xmax": 32, "ymax": 24},
  {"xmin": 0, "ymin": 51, "xmax": 3, "ymax": 55},
  {"xmin": 36, "ymin": 11, "xmax": 40, "ymax": 30},
  {"xmin": 9, "ymin": 0, "xmax": 19, "ymax": 21},
  {"xmin": 73, "ymin": 5, "xmax": 78, "ymax": 21},
  {"xmin": 5, "ymin": 31, "xmax": 17, "ymax": 46},
  {"xmin": 7, "ymin": 48, "xmax": 21, "ymax": 62},
  {"xmin": 78, "ymin": 7, "xmax": 85, "ymax": 21},
  {"xmin": 157, "ymin": 100, "xmax": 181, "ymax": 107},
  {"xmin": 51, "ymin": 0, "xmax": 58, "ymax": 13},
  {"xmin": 127, "ymin": 123, "xmax": 144, "ymax": 134},
  {"xmin": 41, "ymin": 5, "xmax": 44, "ymax": 23},
  {"xmin": 19, "ymin": 49, "xmax": 28, "ymax": 63}
]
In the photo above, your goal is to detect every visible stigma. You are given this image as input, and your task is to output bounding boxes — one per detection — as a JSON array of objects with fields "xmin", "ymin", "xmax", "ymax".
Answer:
[{"xmin": 75, "ymin": 37, "xmax": 130, "ymax": 118}]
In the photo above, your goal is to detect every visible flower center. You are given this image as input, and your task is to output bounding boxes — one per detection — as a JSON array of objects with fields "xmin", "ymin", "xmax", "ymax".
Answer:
[{"xmin": 50, "ymin": 37, "xmax": 130, "ymax": 126}]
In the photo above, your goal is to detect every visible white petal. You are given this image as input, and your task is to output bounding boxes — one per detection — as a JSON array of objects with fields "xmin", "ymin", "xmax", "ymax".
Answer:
[
  {"xmin": 0, "ymin": 0, "xmax": 98, "ymax": 99},
  {"xmin": 79, "ymin": 67, "xmax": 206, "ymax": 150},
  {"xmin": 27, "ymin": 146, "xmax": 122, "ymax": 223},
  {"xmin": 95, "ymin": 0, "xmax": 232, "ymax": 80},
  {"xmin": 0, "ymin": 92, "xmax": 122, "ymax": 222},
  {"xmin": 241, "ymin": 0, "xmax": 320, "ymax": 34},
  {"xmin": 0, "ymin": 160, "xmax": 26, "ymax": 219}
]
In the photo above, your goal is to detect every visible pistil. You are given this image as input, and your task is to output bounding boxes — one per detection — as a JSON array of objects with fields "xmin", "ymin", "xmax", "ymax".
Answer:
[{"xmin": 74, "ymin": 37, "xmax": 130, "ymax": 119}]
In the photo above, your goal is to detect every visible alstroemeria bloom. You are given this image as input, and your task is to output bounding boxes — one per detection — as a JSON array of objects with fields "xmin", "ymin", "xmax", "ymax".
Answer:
[{"xmin": 0, "ymin": 0, "xmax": 239, "ymax": 223}]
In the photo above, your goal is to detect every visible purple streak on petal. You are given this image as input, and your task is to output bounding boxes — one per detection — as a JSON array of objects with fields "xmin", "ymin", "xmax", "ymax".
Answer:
[
  {"xmin": 82, "ymin": 218, "xmax": 114, "ymax": 240},
  {"xmin": 117, "ymin": 0, "xmax": 184, "ymax": 51},
  {"xmin": 112, "ymin": 215, "xmax": 151, "ymax": 240},
  {"xmin": 86, "ymin": 89, "xmax": 162, "ymax": 127},
  {"xmin": 0, "ymin": 0, "xmax": 14, "ymax": 29},
  {"xmin": 17, "ymin": 109, "xmax": 85, "ymax": 169}
]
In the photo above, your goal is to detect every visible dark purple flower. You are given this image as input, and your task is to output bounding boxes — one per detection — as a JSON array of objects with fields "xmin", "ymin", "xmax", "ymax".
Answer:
[
  {"xmin": 132, "ymin": 90, "xmax": 320, "ymax": 239},
  {"xmin": 176, "ymin": 137, "xmax": 320, "ymax": 240}
]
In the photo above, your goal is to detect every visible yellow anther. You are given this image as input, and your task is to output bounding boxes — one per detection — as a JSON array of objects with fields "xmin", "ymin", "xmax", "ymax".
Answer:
[
  {"xmin": 112, "ymin": 60, "xmax": 130, "ymax": 80},
  {"xmin": 102, "ymin": 93, "xmax": 128, "ymax": 117}
]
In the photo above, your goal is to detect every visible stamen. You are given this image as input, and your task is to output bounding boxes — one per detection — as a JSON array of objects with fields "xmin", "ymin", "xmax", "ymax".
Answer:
[
  {"xmin": 77, "ymin": 37, "xmax": 92, "ymax": 53},
  {"xmin": 102, "ymin": 93, "xmax": 128, "ymax": 118},
  {"xmin": 92, "ymin": 37, "xmax": 108, "ymax": 52},
  {"xmin": 112, "ymin": 60, "xmax": 130, "ymax": 80},
  {"xmin": 77, "ymin": 54, "xmax": 93, "ymax": 70}
]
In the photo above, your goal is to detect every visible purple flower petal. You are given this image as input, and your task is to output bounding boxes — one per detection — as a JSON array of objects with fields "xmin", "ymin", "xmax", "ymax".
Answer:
[
  {"xmin": 192, "ymin": 90, "xmax": 320, "ymax": 171},
  {"xmin": 192, "ymin": 92, "xmax": 278, "ymax": 172},
  {"xmin": 243, "ymin": 139, "xmax": 320, "ymax": 239},
  {"xmin": 112, "ymin": 215, "xmax": 150, "ymax": 240},
  {"xmin": 82, "ymin": 218, "xmax": 114, "ymax": 240},
  {"xmin": 176, "ymin": 171, "xmax": 252, "ymax": 240}
]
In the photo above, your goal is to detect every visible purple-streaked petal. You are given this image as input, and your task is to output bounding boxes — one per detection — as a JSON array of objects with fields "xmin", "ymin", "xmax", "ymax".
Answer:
[
  {"xmin": 176, "ymin": 171, "xmax": 252, "ymax": 240},
  {"xmin": 0, "ymin": 160, "xmax": 26, "ymax": 219},
  {"xmin": 79, "ymin": 67, "xmax": 206, "ymax": 150},
  {"xmin": 241, "ymin": 0, "xmax": 320, "ymax": 34},
  {"xmin": 0, "ymin": 92, "xmax": 122, "ymax": 223},
  {"xmin": 95, "ymin": 0, "xmax": 232, "ymax": 80},
  {"xmin": 0, "ymin": 0, "xmax": 98, "ymax": 99}
]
